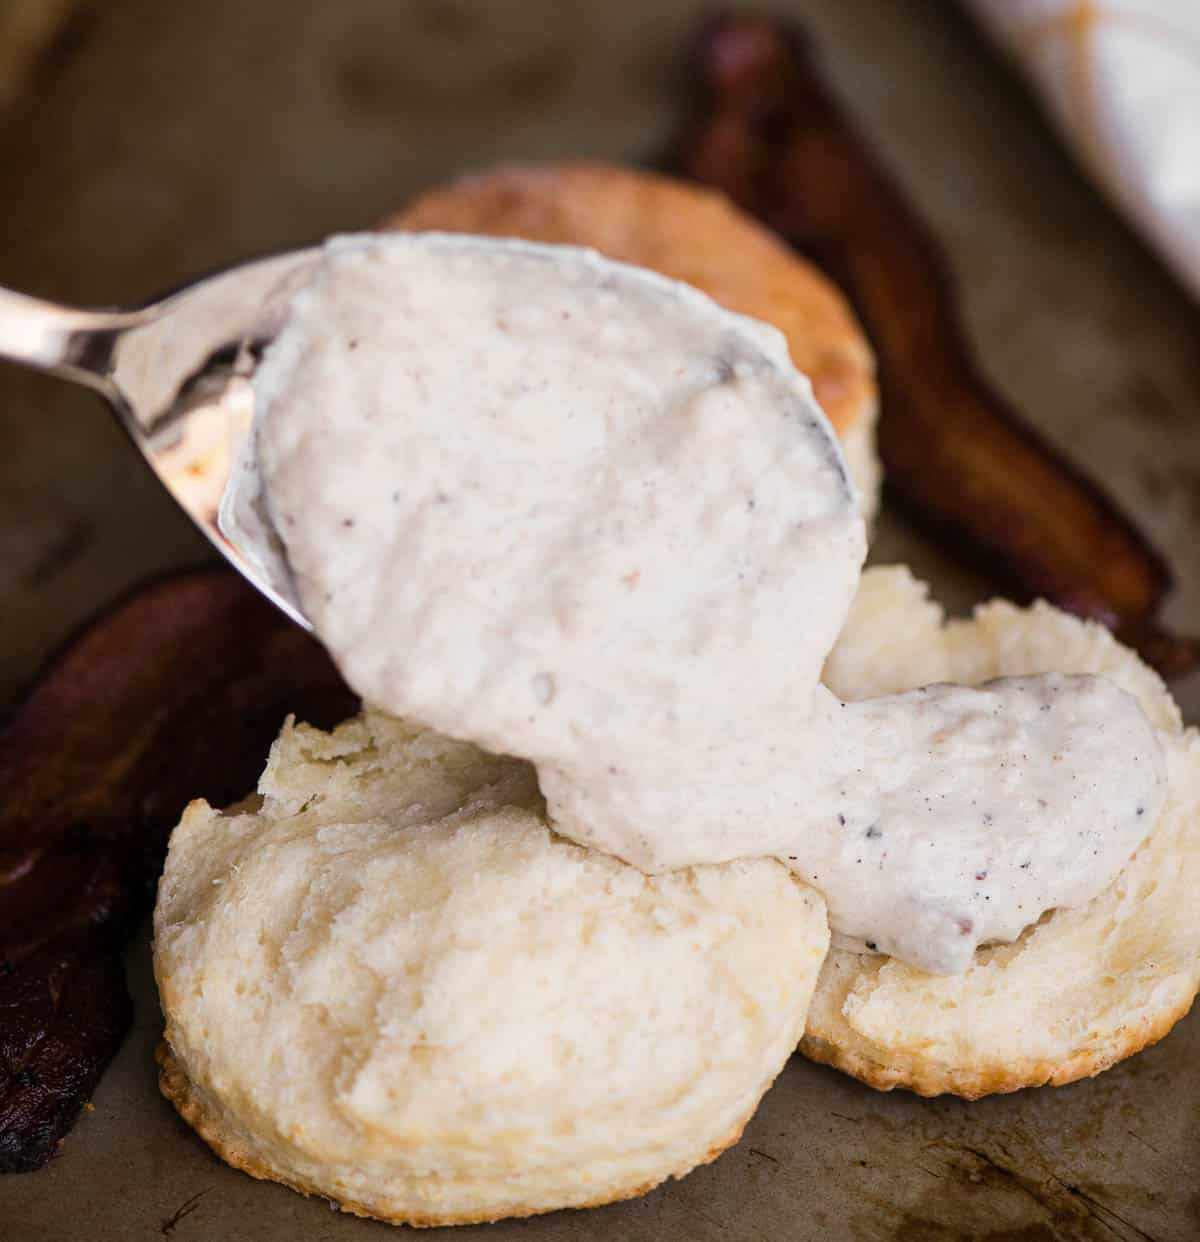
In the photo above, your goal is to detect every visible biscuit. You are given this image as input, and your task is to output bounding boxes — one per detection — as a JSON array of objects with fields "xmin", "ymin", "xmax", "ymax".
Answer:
[
  {"xmin": 384, "ymin": 161, "xmax": 880, "ymax": 516},
  {"xmin": 809, "ymin": 566, "xmax": 1200, "ymax": 1097},
  {"xmin": 154, "ymin": 713, "xmax": 829, "ymax": 1225}
]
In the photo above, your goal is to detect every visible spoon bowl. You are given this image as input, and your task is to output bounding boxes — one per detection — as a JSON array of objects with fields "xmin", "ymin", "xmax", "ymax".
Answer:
[{"xmin": 0, "ymin": 250, "xmax": 321, "ymax": 628}]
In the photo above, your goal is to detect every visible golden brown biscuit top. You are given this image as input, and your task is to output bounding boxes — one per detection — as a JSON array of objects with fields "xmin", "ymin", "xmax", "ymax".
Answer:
[{"xmin": 383, "ymin": 161, "xmax": 873, "ymax": 435}]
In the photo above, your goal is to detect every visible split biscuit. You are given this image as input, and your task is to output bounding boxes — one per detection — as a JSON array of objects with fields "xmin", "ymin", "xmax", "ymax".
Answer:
[
  {"xmin": 810, "ymin": 566, "xmax": 1199, "ymax": 1097},
  {"xmin": 154, "ymin": 713, "xmax": 829, "ymax": 1225}
]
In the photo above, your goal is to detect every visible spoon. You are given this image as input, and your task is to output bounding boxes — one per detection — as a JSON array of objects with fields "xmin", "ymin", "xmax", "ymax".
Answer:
[{"xmin": 0, "ymin": 251, "xmax": 320, "ymax": 629}]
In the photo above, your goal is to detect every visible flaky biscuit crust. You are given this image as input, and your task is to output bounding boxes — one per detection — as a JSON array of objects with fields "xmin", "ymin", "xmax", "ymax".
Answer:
[
  {"xmin": 156, "ymin": 1041, "xmax": 742, "ymax": 1227},
  {"xmin": 799, "ymin": 993, "xmax": 1197, "ymax": 1100}
]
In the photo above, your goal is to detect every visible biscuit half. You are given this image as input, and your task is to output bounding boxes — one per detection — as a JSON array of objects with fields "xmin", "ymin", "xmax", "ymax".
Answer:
[
  {"xmin": 384, "ymin": 161, "xmax": 880, "ymax": 517},
  {"xmin": 811, "ymin": 566, "xmax": 1200, "ymax": 1097},
  {"xmin": 154, "ymin": 714, "xmax": 829, "ymax": 1225}
]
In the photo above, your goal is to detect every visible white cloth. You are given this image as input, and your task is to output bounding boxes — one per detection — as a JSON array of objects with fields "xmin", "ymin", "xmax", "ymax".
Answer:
[{"xmin": 966, "ymin": 0, "xmax": 1200, "ymax": 300}]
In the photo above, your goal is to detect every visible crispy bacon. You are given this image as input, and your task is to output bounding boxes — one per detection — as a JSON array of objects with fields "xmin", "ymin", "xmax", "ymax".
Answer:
[{"xmin": 0, "ymin": 570, "xmax": 354, "ymax": 1171}]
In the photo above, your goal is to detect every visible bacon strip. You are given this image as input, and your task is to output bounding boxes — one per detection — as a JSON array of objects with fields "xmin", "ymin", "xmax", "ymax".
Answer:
[
  {"xmin": 0, "ymin": 570, "xmax": 354, "ymax": 1171},
  {"xmin": 672, "ymin": 12, "xmax": 1198, "ymax": 676}
]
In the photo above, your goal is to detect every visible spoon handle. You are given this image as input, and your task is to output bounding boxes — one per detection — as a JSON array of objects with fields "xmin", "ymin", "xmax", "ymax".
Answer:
[{"xmin": 0, "ymin": 286, "xmax": 148, "ymax": 390}]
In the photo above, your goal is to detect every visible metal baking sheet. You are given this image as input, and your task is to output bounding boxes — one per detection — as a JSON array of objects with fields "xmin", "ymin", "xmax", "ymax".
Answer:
[{"xmin": 2, "ymin": 2, "xmax": 1197, "ymax": 1238}]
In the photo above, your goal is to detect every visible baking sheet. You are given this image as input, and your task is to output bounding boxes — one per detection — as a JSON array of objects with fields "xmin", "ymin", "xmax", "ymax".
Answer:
[{"xmin": 1, "ymin": 2, "xmax": 1198, "ymax": 1238}]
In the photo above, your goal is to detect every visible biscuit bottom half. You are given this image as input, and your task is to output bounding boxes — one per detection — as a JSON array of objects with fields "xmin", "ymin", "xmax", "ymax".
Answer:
[
  {"xmin": 813, "ymin": 567, "xmax": 1200, "ymax": 1098},
  {"xmin": 153, "ymin": 715, "xmax": 829, "ymax": 1226}
]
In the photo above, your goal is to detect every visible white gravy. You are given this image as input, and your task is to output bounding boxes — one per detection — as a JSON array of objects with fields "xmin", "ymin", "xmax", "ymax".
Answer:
[{"xmin": 230, "ymin": 234, "xmax": 1165, "ymax": 975}]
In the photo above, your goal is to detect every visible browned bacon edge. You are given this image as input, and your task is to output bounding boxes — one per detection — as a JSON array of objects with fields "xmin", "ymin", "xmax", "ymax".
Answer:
[{"xmin": 0, "ymin": 568, "xmax": 354, "ymax": 1172}]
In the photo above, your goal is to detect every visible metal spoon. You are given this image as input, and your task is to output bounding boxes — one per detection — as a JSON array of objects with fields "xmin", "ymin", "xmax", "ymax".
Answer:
[{"xmin": 0, "ymin": 251, "xmax": 318, "ymax": 628}]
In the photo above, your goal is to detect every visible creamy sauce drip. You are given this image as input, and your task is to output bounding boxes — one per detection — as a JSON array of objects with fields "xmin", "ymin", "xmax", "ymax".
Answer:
[{"xmin": 230, "ymin": 234, "xmax": 1166, "ymax": 974}]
